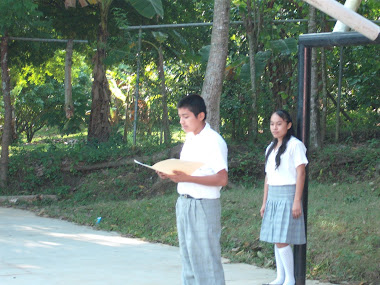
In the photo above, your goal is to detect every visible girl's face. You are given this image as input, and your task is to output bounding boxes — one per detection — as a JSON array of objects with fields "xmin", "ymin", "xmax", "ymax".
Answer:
[{"xmin": 270, "ymin": 113, "xmax": 292, "ymax": 141}]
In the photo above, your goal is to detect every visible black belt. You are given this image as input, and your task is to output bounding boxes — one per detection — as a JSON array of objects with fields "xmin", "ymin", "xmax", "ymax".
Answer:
[{"xmin": 180, "ymin": 194, "xmax": 202, "ymax": 200}]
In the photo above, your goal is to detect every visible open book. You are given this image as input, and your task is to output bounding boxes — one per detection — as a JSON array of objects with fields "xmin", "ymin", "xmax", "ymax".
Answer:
[{"xmin": 134, "ymin": 159, "xmax": 204, "ymax": 175}]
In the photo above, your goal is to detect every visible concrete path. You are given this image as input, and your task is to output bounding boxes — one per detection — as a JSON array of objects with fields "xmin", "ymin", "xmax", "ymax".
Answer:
[{"xmin": 0, "ymin": 207, "xmax": 333, "ymax": 285}]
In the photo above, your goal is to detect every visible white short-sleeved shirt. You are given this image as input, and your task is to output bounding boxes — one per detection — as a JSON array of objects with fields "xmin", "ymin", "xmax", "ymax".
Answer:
[
  {"xmin": 177, "ymin": 123, "xmax": 228, "ymax": 199},
  {"xmin": 265, "ymin": 136, "xmax": 308, "ymax": 186}
]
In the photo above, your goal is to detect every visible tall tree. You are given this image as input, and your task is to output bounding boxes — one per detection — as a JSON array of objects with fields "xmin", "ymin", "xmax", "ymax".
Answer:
[
  {"xmin": 87, "ymin": 0, "xmax": 113, "ymax": 142},
  {"xmin": 320, "ymin": 47, "xmax": 328, "ymax": 145},
  {"xmin": 201, "ymin": 0, "xmax": 231, "ymax": 132},
  {"xmin": 0, "ymin": 0, "xmax": 42, "ymax": 188},
  {"xmin": 65, "ymin": 39, "xmax": 74, "ymax": 118},
  {"xmin": 242, "ymin": 0, "xmax": 262, "ymax": 141},
  {"xmin": 0, "ymin": 34, "xmax": 12, "ymax": 188},
  {"xmin": 64, "ymin": 0, "xmax": 163, "ymax": 142},
  {"xmin": 154, "ymin": 32, "xmax": 171, "ymax": 145},
  {"xmin": 308, "ymin": 5, "xmax": 321, "ymax": 149}
]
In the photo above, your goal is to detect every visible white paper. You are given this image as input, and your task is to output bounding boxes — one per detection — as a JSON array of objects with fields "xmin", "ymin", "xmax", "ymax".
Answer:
[{"xmin": 134, "ymin": 158, "xmax": 204, "ymax": 175}]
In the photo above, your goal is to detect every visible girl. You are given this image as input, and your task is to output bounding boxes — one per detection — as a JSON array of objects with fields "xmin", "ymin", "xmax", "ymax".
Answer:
[{"xmin": 260, "ymin": 110, "xmax": 308, "ymax": 285}]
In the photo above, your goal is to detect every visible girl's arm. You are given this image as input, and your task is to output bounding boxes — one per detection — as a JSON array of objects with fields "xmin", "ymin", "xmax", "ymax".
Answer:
[
  {"xmin": 260, "ymin": 175, "xmax": 269, "ymax": 218},
  {"xmin": 293, "ymin": 164, "xmax": 306, "ymax": 218}
]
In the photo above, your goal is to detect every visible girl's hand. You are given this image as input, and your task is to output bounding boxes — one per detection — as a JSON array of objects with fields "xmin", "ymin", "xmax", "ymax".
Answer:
[
  {"xmin": 260, "ymin": 204, "xmax": 266, "ymax": 218},
  {"xmin": 292, "ymin": 200, "xmax": 302, "ymax": 219}
]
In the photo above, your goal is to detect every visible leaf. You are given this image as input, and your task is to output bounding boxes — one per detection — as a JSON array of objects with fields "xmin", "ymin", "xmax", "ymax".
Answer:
[
  {"xmin": 255, "ymin": 50, "xmax": 271, "ymax": 77},
  {"xmin": 199, "ymin": 45, "xmax": 211, "ymax": 63},
  {"xmin": 152, "ymin": 31, "xmax": 168, "ymax": 43},
  {"xmin": 270, "ymin": 38, "xmax": 298, "ymax": 55},
  {"xmin": 284, "ymin": 38, "xmax": 298, "ymax": 54},
  {"xmin": 129, "ymin": 0, "xmax": 164, "ymax": 19},
  {"xmin": 270, "ymin": 39, "xmax": 289, "ymax": 55},
  {"xmin": 172, "ymin": 30, "xmax": 190, "ymax": 48},
  {"xmin": 240, "ymin": 63, "xmax": 250, "ymax": 82},
  {"xmin": 239, "ymin": 50, "xmax": 271, "ymax": 82}
]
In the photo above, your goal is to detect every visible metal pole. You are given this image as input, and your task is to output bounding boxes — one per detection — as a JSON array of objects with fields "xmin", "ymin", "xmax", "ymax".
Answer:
[
  {"xmin": 335, "ymin": 46, "xmax": 344, "ymax": 143},
  {"xmin": 121, "ymin": 19, "xmax": 380, "ymax": 31},
  {"xmin": 295, "ymin": 44, "xmax": 311, "ymax": 285},
  {"xmin": 298, "ymin": 32, "xmax": 380, "ymax": 48},
  {"xmin": 123, "ymin": 20, "xmax": 309, "ymax": 30},
  {"xmin": 9, "ymin": 37, "xmax": 88, "ymax": 44},
  {"xmin": 133, "ymin": 28, "xmax": 142, "ymax": 146}
]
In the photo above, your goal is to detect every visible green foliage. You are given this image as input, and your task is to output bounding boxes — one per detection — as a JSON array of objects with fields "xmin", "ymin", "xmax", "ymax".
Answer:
[
  {"xmin": 309, "ymin": 140, "xmax": 380, "ymax": 182},
  {"xmin": 129, "ymin": 0, "xmax": 164, "ymax": 19},
  {"xmin": 5, "ymin": 130, "xmax": 179, "ymax": 193},
  {"xmin": 198, "ymin": 45, "xmax": 211, "ymax": 63},
  {"xmin": 342, "ymin": 45, "xmax": 380, "ymax": 111},
  {"xmin": 239, "ymin": 50, "xmax": 272, "ymax": 82},
  {"xmin": 69, "ymin": 135, "xmax": 131, "ymax": 164},
  {"xmin": 14, "ymin": 70, "xmax": 91, "ymax": 142},
  {"xmin": 15, "ymin": 79, "xmax": 62, "ymax": 142},
  {"xmin": 0, "ymin": 0, "xmax": 42, "ymax": 34},
  {"xmin": 7, "ymin": 144, "xmax": 66, "ymax": 192}
]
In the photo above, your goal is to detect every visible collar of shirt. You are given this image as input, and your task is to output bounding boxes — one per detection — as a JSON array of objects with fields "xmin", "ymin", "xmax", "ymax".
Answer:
[{"xmin": 186, "ymin": 122, "xmax": 210, "ymax": 140}]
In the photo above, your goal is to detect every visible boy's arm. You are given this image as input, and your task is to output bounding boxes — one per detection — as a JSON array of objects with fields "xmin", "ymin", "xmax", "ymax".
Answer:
[{"xmin": 165, "ymin": 169, "xmax": 228, "ymax": 187}]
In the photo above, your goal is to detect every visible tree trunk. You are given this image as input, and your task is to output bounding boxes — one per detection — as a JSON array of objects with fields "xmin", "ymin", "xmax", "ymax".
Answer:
[
  {"xmin": 308, "ymin": 6, "xmax": 321, "ymax": 150},
  {"xmin": 123, "ymin": 87, "xmax": 132, "ymax": 142},
  {"xmin": 320, "ymin": 47, "xmax": 328, "ymax": 145},
  {"xmin": 65, "ymin": 39, "xmax": 74, "ymax": 119},
  {"xmin": 0, "ymin": 34, "xmax": 12, "ymax": 188},
  {"xmin": 245, "ymin": 0, "xmax": 260, "ymax": 141},
  {"xmin": 201, "ymin": 0, "xmax": 231, "ymax": 132},
  {"xmin": 158, "ymin": 44, "xmax": 170, "ymax": 145},
  {"xmin": 88, "ymin": 2, "xmax": 112, "ymax": 142},
  {"xmin": 335, "ymin": 47, "xmax": 344, "ymax": 143}
]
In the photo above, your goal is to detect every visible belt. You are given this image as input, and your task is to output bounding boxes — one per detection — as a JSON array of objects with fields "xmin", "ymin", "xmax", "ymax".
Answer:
[{"xmin": 180, "ymin": 194, "xmax": 202, "ymax": 200}]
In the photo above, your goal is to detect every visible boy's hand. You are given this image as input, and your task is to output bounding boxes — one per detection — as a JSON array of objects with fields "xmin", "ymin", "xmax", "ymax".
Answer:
[
  {"xmin": 156, "ymin": 171, "xmax": 169, "ymax": 180},
  {"xmin": 156, "ymin": 170, "xmax": 189, "ymax": 183},
  {"xmin": 167, "ymin": 170, "xmax": 189, "ymax": 183}
]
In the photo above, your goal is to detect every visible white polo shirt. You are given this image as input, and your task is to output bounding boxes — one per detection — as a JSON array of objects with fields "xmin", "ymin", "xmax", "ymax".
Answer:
[
  {"xmin": 265, "ymin": 136, "xmax": 308, "ymax": 186},
  {"xmin": 177, "ymin": 123, "xmax": 228, "ymax": 199}
]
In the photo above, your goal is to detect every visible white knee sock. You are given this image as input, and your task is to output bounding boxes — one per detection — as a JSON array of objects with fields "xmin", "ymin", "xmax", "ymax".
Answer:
[
  {"xmin": 269, "ymin": 245, "xmax": 285, "ymax": 284},
  {"xmin": 278, "ymin": 245, "xmax": 295, "ymax": 285}
]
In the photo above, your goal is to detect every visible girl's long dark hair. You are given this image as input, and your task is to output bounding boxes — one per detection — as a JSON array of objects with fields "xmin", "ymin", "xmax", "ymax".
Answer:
[{"xmin": 265, "ymin": 110, "xmax": 295, "ymax": 169}]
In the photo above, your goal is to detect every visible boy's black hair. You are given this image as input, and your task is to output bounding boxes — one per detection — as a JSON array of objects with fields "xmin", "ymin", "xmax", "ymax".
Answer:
[
  {"xmin": 177, "ymin": 94, "xmax": 207, "ymax": 121},
  {"xmin": 265, "ymin": 109, "xmax": 295, "ymax": 169}
]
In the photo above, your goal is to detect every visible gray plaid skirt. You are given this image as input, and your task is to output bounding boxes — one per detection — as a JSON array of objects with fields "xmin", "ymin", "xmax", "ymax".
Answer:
[{"xmin": 260, "ymin": 185, "xmax": 306, "ymax": 245}]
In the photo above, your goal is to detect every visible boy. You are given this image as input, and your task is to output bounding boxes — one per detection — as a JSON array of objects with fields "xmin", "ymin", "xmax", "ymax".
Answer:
[{"xmin": 157, "ymin": 94, "xmax": 228, "ymax": 285}]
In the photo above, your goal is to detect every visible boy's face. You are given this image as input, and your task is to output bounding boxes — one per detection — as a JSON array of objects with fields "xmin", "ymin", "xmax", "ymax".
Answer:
[{"xmin": 178, "ymin": 107, "xmax": 205, "ymax": 135}]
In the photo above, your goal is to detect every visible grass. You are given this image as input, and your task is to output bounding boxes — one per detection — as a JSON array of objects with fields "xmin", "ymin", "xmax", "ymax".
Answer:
[
  {"xmin": 1, "ymin": 131, "xmax": 379, "ymax": 284},
  {"xmin": 7, "ymin": 178, "xmax": 380, "ymax": 284},
  {"xmin": 306, "ymin": 182, "xmax": 380, "ymax": 283}
]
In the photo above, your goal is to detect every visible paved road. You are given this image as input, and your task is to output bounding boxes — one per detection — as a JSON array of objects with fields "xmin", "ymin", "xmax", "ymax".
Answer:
[{"xmin": 0, "ymin": 207, "xmax": 334, "ymax": 285}]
